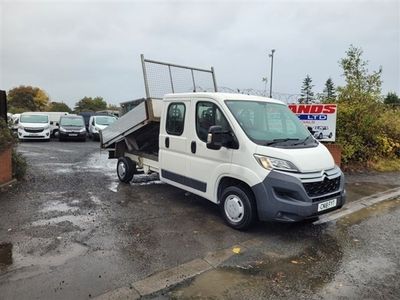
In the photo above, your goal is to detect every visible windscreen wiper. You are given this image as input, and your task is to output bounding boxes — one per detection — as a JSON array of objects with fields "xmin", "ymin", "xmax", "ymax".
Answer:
[
  {"xmin": 293, "ymin": 135, "xmax": 316, "ymax": 146},
  {"xmin": 265, "ymin": 138, "xmax": 300, "ymax": 146}
]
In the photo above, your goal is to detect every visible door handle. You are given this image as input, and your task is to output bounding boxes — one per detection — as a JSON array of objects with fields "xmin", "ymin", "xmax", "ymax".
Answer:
[
  {"xmin": 191, "ymin": 141, "xmax": 196, "ymax": 154},
  {"xmin": 165, "ymin": 137, "xmax": 170, "ymax": 148}
]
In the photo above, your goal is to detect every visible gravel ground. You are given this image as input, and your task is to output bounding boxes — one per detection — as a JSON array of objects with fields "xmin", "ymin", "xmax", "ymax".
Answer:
[{"xmin": 0, "ymin": 140, "xmax": 399, "ymax": 299}]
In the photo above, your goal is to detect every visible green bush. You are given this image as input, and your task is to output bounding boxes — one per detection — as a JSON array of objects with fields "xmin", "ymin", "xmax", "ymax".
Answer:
[
  {"xmin": 12, "ymin": 149, "xmax": 27, "ymax": 180},
  {"xmin": 336, "ymin": 102, "xmax": 400, "ymax": 164},
  {"xmin": 0, "ymin": 119, "xmax": 15, "ymax": 152},
  {"xmin": 0, "ymin": 119, "xmax": 27, "ymax": 180}
]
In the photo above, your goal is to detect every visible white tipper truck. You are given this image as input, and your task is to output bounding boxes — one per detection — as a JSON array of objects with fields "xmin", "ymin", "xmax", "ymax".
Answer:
[{"xmin": 100, "ymin": 56, "xmax": 345, "ymax": 230}]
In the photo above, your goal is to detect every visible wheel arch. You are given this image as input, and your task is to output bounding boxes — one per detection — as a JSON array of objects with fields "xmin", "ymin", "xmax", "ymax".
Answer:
[{"xmin": 217, "ymin": 176, "xmax": 256, "ymax": 205}]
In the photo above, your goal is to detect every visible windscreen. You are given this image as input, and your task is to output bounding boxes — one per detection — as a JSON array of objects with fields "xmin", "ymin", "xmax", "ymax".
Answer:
[
  {"xmin": 60, "ymin": 117, "xmax": 84, "ymax": 126},
  {"xmin": 20, "ymin": 115, "xmax": 48, "ymax": 123},
  {"xmin": 225, "ymin": 100, "xmax": 315, "ymax": 147},
  {"xmin": 95, "ymin": 116, "xmax": 117, "ymax": 126}
]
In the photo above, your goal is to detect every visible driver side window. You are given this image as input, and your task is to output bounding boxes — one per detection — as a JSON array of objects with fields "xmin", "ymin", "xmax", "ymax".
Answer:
[{"xmin": 196, "ymin": 102, "xmax": 230, "ymax": 142}]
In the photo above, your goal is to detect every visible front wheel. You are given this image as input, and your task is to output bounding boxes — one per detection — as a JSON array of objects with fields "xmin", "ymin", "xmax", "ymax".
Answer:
[
  {"xmin": 117, "ymin": 157, "xmax": 135, "ymax": 183},
  {"xmin": 219, "ymin": 185, "xmax": 257, "ymax": 230}
]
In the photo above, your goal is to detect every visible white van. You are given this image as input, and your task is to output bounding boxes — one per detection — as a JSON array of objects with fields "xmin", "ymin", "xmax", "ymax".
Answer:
[
  {"xmin": 88, "ymin": 114, "xmax": 117, "ymax": 140},
  {"xmin": 46, "ymin": 112, "xmax": 69, "ymax": 136},
  {"xmin": 313, "ymin": 125, "xmax": 333, "ymax": 140},
  {"xmin": 18, "ymin": 112, "xmax": 51, "ymax": 141},
  {"xmin": 101, "ymin": 93, "xmax": 346, "ymax": 230}
]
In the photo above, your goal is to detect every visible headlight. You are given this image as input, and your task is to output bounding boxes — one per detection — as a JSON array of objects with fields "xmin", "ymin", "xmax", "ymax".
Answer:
[
  {"xmin": 254, "ymin": 154, "xmax": 299, "ymax": 172},
  {"xmin": 79, "ymin": 128, "xmax": 86, "ymax": 132},
  {"xmin": 18, "ymin": 125, "xmax": 24, "ymax": 130},
  {"xmin": 44, "ymin": 125, "xmax": 50, "ymax": 130},
  {"xmin": 59, "ymin": 126, "xmax": 66, "ymax": 132},
  {"xmin": 94, "ymin": 126, "xmax": 101, "ymax": 132}
]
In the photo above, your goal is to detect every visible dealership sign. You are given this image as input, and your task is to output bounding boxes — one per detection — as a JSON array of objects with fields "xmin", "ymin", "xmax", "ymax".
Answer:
[{"xmin": 288, "ymin": 104, "xmax": 337, "ymax": 142}]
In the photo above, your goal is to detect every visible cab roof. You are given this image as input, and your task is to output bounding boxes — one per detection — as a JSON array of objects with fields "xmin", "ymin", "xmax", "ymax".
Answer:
[{"xmin": 163, "ymin": 92, "xmax": 285, "ymax": 105}]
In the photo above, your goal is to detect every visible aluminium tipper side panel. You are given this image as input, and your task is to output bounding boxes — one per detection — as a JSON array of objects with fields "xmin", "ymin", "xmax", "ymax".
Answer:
[{"xmin": 101, "ymin": 101, "xmax": 148, "ymax": 148}]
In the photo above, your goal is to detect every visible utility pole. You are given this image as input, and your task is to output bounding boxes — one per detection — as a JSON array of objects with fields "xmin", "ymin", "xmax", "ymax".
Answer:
[{"xmin": 269, "ymin": 49, "xmax": 275, "ymax": 98}]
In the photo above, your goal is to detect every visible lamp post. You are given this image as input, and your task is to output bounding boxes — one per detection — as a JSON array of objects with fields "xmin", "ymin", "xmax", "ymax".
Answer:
[{"xmin": 269, "ymin": 49, "xmax": 275, "ymax": 98}]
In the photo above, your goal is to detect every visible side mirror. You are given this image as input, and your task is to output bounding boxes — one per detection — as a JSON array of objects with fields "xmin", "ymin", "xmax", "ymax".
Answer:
[
  {"xmin": 50, "ymin": 121, "xmax": 54, "ymax": 125},
  {"xmin": 207, "ymin": 125, "xmax": 223, "ymax": 150},
  {"xmin": 307, "ymin": 126, "xmax": 315, "ymax": 134}
]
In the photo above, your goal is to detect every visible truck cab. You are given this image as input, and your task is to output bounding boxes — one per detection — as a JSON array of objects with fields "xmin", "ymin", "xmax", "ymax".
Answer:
[{"xmin": 102, "ymin": 93, "xmax": 346, "ymax": 230}]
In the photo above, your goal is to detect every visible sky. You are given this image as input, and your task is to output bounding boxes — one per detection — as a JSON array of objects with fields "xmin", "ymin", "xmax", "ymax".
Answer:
[{"xmin": 0, "ymin": 0, "xmax": 399, "ymax": 108}]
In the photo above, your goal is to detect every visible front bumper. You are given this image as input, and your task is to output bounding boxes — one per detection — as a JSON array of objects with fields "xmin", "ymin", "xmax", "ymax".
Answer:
[
  {"xmin": 59, "ymin": 131, "xmax": 86, "ymax": 139},
  {"xmin": 252, "ymin": 167, "xmax": 346, "ymax": 222},
  {"xmin": 18, "ymin": 129, "xmax": 50, "ymax": 140}
]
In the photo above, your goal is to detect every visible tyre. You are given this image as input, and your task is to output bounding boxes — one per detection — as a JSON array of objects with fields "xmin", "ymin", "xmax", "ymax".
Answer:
[
  {"xmin": 328, "ymin": 132, "xmax": 333, "ymax": 138},
  {"xmin": 219, "ymin": 185, "xmax": 257, "ymax": 230},
  {"xmin": 117, "ymin": 157, "xmax": 135, "ymax": 183},
  {"xmin": 318, "ymin": 133, "xmax": 323, "ymax": 139}
]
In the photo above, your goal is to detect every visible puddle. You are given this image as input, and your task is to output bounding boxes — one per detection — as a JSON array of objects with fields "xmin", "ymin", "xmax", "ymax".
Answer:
[
  {"xmin": 170, "ymin": 236, "xmax": 343, "ymax": 299},
  {"xmin": 41, "ymin": 200, "xmax": 79, "ymax": 213},
  {"xmin": 89, "ymin": 193, "xmax": 102, "ymax": 205},
  {"xmin": 31, "ymin": 215, "xmax": 93, "ymax": 228},
  {"xmin": 108, "ymin": 181, "xmax": 119, "ymax": 193},
  {"xmin": 338, "ymin": 198, "xmax": 400, "ymax": 226},
  {"xmin": 345, "ymin": 182, "xmax": 398, "ymax": 202},
  {"xmin": 13, "ymin": 242, "xmax": 87, "ymax": 269},
  {"xmin": 2, "ymin": 242, "xmax": 88, "ymax": 281},
  {"xmin": 0, "ymin": 243, "xmax": 13, "ymax": 266}
]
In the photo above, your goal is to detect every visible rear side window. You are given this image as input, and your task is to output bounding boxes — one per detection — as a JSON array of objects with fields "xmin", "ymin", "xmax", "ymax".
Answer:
[{"xmin": 166, "ymin": 103, "xmax": 186, "ymax": 135}]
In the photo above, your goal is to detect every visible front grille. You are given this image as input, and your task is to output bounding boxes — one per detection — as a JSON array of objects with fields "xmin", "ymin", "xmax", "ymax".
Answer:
[
  {"xmin": 303, "ymin": 176, "xmax": 340, "ymax": 198},
  {"xmin": 25, "ymin": 128, "xmax": 44, "ymax": 133},
  {"xmin": 311, "ymin": 192, "xmax": 341, "ymax": 203}
]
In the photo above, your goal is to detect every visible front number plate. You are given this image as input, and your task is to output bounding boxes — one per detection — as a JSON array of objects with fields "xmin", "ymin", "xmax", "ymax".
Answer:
[
  {"xmin": 318, "ymin": 198, "xmax": 337, "ymax": 212},
  {"xmin": 69, "ymin": 134, "xmax": 78, "ymax": 136}
]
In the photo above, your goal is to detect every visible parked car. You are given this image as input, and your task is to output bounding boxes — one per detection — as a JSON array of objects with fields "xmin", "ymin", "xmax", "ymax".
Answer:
[
  {"xmin": 10, "ymin": 113, "xmax": 20, "ymax": 133},
  {"xmin": 46, "ymin": 112, "xmax": 69, "ymax": 137},
  {"xmin": 18, "ymin": 112, "xmax": 50, "ymax": 141},
  {"xmin": 313, "ymin": 126, "xmax": 333, "ymax": 140},
  {"xmin": 58, "ymin": 115, "xmax": 87, "ymax": 141},
  {"xmin": 88, "ymin": 114, "xmax": 117, "ymax": 140}
]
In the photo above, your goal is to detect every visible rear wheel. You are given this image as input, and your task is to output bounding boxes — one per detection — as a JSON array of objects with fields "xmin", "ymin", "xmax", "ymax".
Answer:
[
  {"xmin": 219, "ymin": 185, "xmax": 256, "ymax": 230},
  {"xmin": 117, "ymin": 157, "xmax": 135, "ymax": 183}
]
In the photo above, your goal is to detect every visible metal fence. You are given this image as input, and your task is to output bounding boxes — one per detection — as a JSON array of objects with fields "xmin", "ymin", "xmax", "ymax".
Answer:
[{"xmin": 141, "ymin": 54, "xmax": 217, "ymax": 100}]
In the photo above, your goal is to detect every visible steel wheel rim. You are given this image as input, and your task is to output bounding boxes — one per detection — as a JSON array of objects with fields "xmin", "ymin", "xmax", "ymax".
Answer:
[
  {"xmin": 224, "ymin": 194, "xmax": 244, "ymax": 223},
  {"xmin": 118, "ymin": 162, "xmax": 126, "ymax": 178}
]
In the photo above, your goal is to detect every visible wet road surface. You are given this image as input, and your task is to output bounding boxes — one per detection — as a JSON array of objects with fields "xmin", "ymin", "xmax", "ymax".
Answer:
[{"xmin": 0, "ymin": 141, "xmax": 399, "ymax": 299}]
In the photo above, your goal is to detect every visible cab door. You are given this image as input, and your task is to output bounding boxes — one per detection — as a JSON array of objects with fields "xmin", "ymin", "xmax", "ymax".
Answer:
[
  {"xmin": 185, "ymin": 100, "xmax": 235, "ymax": 202},
  {"xmin": 159, "ymin": 101, "xmax": 189, "ymax": 187}
]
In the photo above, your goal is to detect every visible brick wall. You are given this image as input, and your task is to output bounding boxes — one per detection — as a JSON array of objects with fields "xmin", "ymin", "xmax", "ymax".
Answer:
[
  {"xmin": 324, "ymin": 143, "xmax": 342, "ymax": 167},
  {"xmin": 0, "ymin": 147, "xmax": 12, "ymax": 184}
]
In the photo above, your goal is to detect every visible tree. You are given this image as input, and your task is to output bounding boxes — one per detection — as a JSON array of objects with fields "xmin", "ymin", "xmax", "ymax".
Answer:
[
  {"xmin": 34, "ymin": 89, "xmax": 50, "ymax": 111},
  {"xmin": 337, "ymin": 45, "xmax": 382, "ymax": 103},
  {"xmin": 323, "ymin": 78, "xmax": 337, "ymax": 102},
  {"xmin": 335, "ymin": 45, "xmax": 386, "ymax": 163},
  {"xmin": 48, "ymin": 102, "xmax": 72, "ymax": 113},
  {"xmin": 299, "ymin": 75, "xmax": 314, "ymax": 104},
  {"xmin": 384, "ymin": 92, "xmax": 400, "ymax": 106},
  {"xmin": 8, "ymin": 86, "xmax": 50, "ymax": 113},
  {"xmin": 107, "ymin": 104, "xmax": 120, "ymax": 111},
  {"xmin": 74, "ymin": 96, "xmax": 107, "ymax": 112}
]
